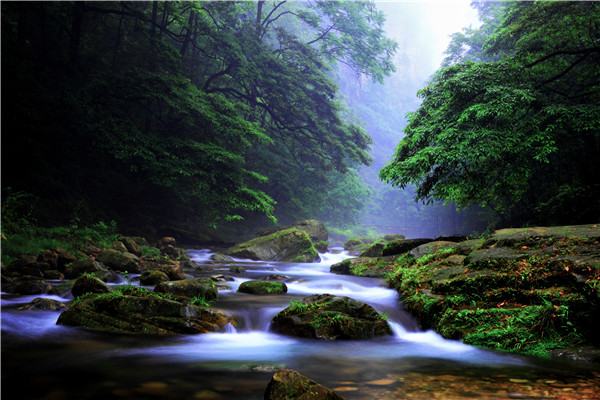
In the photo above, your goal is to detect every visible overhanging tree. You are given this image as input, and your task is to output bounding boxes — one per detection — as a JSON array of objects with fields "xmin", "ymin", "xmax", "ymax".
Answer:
[{"xmin": 380, "ymin": 1, "xmax": 600, "ymax": 225}]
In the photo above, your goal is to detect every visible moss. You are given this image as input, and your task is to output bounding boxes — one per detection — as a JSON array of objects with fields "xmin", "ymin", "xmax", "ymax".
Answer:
[{"xmin": 378, "ymin": 241, "xmax": 600, "ymax": 357}]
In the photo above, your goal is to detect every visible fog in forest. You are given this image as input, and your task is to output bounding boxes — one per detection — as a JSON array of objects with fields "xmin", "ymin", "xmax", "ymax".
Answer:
[{"xmin": 332, "ymin": 1, "xmax": 486, "ymax": 239}]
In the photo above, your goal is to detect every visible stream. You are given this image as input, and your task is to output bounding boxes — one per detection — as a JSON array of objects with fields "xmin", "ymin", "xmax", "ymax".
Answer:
[{"xmin": 2, "ymin": 249, "xmax": 599, "ymax": 399}]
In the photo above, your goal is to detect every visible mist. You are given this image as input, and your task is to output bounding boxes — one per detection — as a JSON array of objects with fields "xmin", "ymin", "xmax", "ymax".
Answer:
[{"xmin": 337, "ymin": 1, "xmax": 488, "ymax": 239}]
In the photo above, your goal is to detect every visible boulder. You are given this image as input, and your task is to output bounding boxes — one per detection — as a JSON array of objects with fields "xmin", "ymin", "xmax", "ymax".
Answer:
[
  {"xmin": 359, "ymin": 241, "xmax": 386, "ymax": 257},
  {"xmin": 43, "ymin": 270, "xmax": 64, "ymax": 280},
  {"xmin": 18, "ymin": 298, "xmax": 69, "ymax": 311},
  {"xmin": 56, "ymin": 293, "xmax": 234, "ymax": 335},
  {"xmin": 154, "ymin": 278, "xmax": 217, "ymax": 301},
  {"xmin": 96, "ymin": 249, "xmax": 141, "ymax": 273},
  {"xmin": 119, "ymin": 236, "xmax": 143, "ymax": 257},
  {"xmin": 382, "ymin": 238, "xmax": 433, "ymax": 256},
  {"xmin": 210, "ymin": 253, "xmax": 235, "ymax": 262},
  {"xmin": 290, "ymin": 219, "xmax": 328, "ymax": 242},
  {"xmin": 408, "ymin": 241, "xmax": 458, "ymax": 259},
  {"xmin": 223, "ymin": 228, "xmax": 319, "ymax": 263},
  {"xmin": 140, "ymin": 270, "xmax": 170, "ymax": 286},
  {"xmin": 314, "ymin": 241, "xmax": 329, "ymax": 253},
  {"xmin": 157, "ymin": 237, "xmax": 177, "ymax": 248},
  {"xmin": 229, "ymin": 266, "xmax": 246, "ymax": 273},
  {"xmin": 6, "ymin": 256, "xmax": 51, "ymax": 277},
  {"xmin": 64, "ymin": 259, "xmax": 107, "ymax": 279},
  {"xmin": 383, "ymin": 234, "xmax": 406, "ymax": 242},
  {"xmin": 257, "ymin": 219, "xmax": 329, "ymax": 243},
  {"xmin": 343, "ymin": 239, "xmax": 364, "ymax": 251},
  {"xmin": 238, "ymin": 280, "xmax": 287, "ymax": 295},
  {"xmin": 264, "ymin": 369, "xmax": 346, "ymax": 400},
  {"xmin": 11, "ymin": 280, "xmax": 52, "ymax": 295},
  {"xmin": 72, "ymin": 275, "xmax": 111, "ymax": 298},
  {"xmin": 271, "ymin": 294, "xmax": 392, "ymax": 340}
]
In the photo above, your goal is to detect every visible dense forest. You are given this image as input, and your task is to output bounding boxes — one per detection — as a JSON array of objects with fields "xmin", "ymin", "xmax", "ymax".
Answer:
[
  {"xmin": 2, "ymin": 1, "xmax": 599, "ymax": 244},
  {"xmin": 1, "ymin": 1, "xmax": 396, "ymax": 241}
]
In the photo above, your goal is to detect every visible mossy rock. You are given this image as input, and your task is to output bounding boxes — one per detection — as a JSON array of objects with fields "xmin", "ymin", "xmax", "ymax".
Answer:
[
  {"xmin": 271, "ymin": 294, "xmax": 392, "ymax": 340},
  {"xmin": 238, "ymin": 280, "xmax": 287, "ymax": 295},
  {"xmin": 224, "ymin": 228, "xmax": 319, "ymax": 263},
  {"xmin": 72, "ymin": 275, "xmax": 111, "ymax": 298},
  {"xmin": 385, "ymin": 228, "xmax": 600, "ymax": 358},
  {"xmin": 265, "ymin": 369, "xmax": 346, "ymax": 400},
  {"xmin": 382, "ymin": 238, "xmax": 433, "ymax": 256},
  {"xmin": 64, "ymin": 259, "xmax": 107, "ymax": 279},
  {"xmin": 358, "ymin": 241, "xmax": 386, "ymax": 258},
  {"xmin": 57, "ymin": 291, "xmax": 233, "ymax": 335},
  {"xmin": 140, "ymin": 270, "xmax": 170, "ymax": 286},
  {"xmin": 343, "ymin": 239, "xmax": 364, "ymax": 251},
  {"xmin": 96, "ymin": 249, "xmax": 141, "ymax": 273},
  {"xmin": 154, "ymin": 278, "xmax": 217, "ymax": 301}
]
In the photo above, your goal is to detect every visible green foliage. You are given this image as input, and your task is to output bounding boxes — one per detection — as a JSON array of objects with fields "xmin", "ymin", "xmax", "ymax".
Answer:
[
  {"xmin": 140, "ymin": 246, "xmax": 162, "ymax": 260},
  {"xmin": 380, "ymin": 2, "xmax": 600, "ymax": 226},
  {"xmin": 190, "ymin": 295, "xmax": 215, "ymax": 307},
  {"xmin": 2, "ymin": 1, "xmax": 397, "ymax": 232},
  {"xmin": 1, "ymin": 189, "xmax": 119, "ymax": 264}
]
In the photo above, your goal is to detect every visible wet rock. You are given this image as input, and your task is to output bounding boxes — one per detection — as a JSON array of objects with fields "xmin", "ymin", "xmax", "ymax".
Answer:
[
  {"xmin": 154, "ymin": 278, "xmax": 217, "ymax": 301},
  {"xmin": 18, "ymin": 297, "xmax": 69, "ymax": 311},
  {"xmin": 343, "ymin": 239, "xmax": 364, "ymax": 252},
  {"xmin": 96, "ymin": 249, "xmax": 141, "ymax": 273},
  {"xmin": 383, "ymin": 234, "xmax": 406, "ymax": 242},
  {"xmin": 314, "ymin": 241, "xmax": 329, "ymax": 253},
  {"xmin": 57, "ymin": 293, "xmax": 234, "ymax": 335},
  {"xmin": 72, "ymin": 275, "xmax": 111, "ymax": 298},
  {"xmin": 210, "ymin": 253, "xmax": 234, "ymax": 262},
  {"xmin": 264, "ymin": 369, "xmax": 346, "ymax": 400},
  {"xmin": 382, "ymin": 238, "xmax": 433, "ymax": 256},
  {"xmin": 359, "ymin": 241, "xmax": 386, "ymax": 258},
  {"xmin": 43, "ymin": 270, "xmax": 65, "ymax": 280},
  {"xmin": 257, "ymin": 219, "xmax": 329, "ymax": 243},
  {"xmin": 210, "ymin": 274, "xmax": 234, "ymax": 282},
  {"xmin": 264, "ymin": 274, "xmax": 291, "ymax": 281},
  {"xmin": 271, "ymin": 294, "xmax": 392, "ymax": 340},
  {"xmin": 12, "ymin": 280, "xmax": 52, "ymax": 295},
  {"xmin": 120, "ymin": 236, "xmax": 143, "ymax": 257},
  {"xmin": 224, "ymin": 228, "xmax": 319, "ymax": 263},
  {"xmin": 140, "ymin": 270, "xmax": 170, "ymax": 286},
  {"xmin": 238, "ymin": 280, "xmax": 287, "ymax": 295},
  {"xmin": 49, "ymin": 279, "xmax": 77, "ymax": 296},
  {"xmin": 157, "ymin": 237, "xmax": 177, "ymax": 248},
  {"xmin": 6, "ymin": 256, "xmax": 51, "ymax": 277},
  {"xmin": 229, "ymin": 266, "xmax": 246, "ymax": 273},
  {"xmin": 112, "ymin": 240, "xmax": 129, "ymax": 253},
  {"xmin": 64, "ymin": 259, "xmax": 107, "ymax": 279},
  {"xmin": 408, "ymin": 241, "xmax": 459, "ymax": 259}
]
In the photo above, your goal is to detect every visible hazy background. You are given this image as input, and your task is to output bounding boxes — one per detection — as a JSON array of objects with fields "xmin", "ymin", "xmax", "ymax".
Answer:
[{"xmin": 337, "ymin": 1, "xmax": 488, "ymax": 239}]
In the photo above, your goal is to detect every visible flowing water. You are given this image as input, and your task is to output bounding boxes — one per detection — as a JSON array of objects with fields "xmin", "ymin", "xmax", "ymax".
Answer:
[{"xmin": 2, "ymin": 249, "xmax": 599, "ymax": 399}]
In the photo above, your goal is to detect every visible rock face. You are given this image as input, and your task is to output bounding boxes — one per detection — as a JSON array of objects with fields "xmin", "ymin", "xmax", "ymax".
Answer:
[
  {"xmin": 223, "ymin": 228, "xmax": 319, "ymax": 263},
  {"xmin": 238, "ymin": 280, "xmax": 287, "ymax": 295},
  {"xmin": 153, "ymin": 278, "xmax": 218, "ymax": 301},
  {"xmin": 57, "ymin": 291, "xmax": 233, "ymax": 335},
  {"xmin": 264, "ymin": 369, "xmax": 346, "ymax": 400},
  {"xmin": 271, "ymin": 294, "xmax": 392, "ymax": 340}
]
